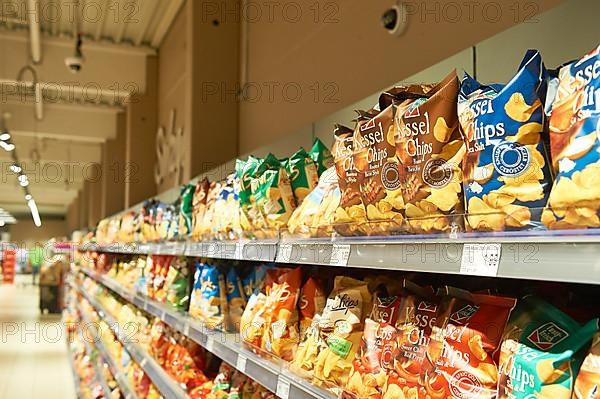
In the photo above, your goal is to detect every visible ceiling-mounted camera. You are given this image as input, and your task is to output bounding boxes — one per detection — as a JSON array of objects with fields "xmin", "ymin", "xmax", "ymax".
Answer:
[
  {"xmin": 382, "ymin": 3, "xmax": 408, "ymax": 36},
  {"xmin": 65, "ymin": 33, "xmax": 84, "ymax": 74}
]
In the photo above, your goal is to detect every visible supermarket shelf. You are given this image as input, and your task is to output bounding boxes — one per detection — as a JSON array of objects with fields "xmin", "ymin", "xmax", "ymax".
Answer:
[
  {"xmin": 75, "ymin": 284, "xmax": 190, "ymax": 399},
  {"xmin": 76, "ymin": 298, "xmax": 139, "ymax": 399},
  {"xmin": 80, "ymin": 326, "xmax": 114, "ymax": 399},
  {"xmin": 80, "ymin": 234, "xmax": 600, "ymax": 285},
  {"xmin": 79, "ymin": 268, "xmax": 336, "ymax": 399},
  {"xmin": 67, "ymin": 343, "xmax": 82, "ymax": 399}
]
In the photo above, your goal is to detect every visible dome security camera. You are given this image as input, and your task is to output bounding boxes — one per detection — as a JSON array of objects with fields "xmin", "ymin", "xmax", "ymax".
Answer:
[
  {"xmin": 65, "ymin": 55, "xmax": 83, "ymax": 73},
  {"xmin": 382, "ymin": 3, "xmax": 408, "ymax": 36},
  {"xmin": 66, "ymin": 33, "xmax": 84, "ymax": 74}
]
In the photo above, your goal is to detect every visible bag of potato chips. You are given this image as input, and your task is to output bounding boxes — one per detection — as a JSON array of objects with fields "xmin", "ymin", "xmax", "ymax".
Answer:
[
  {"xmin": 178, "ymin": 183, "xmax": 195, "ymax": 237},
  {"xmin": 344, "ymin": 293, "xmax": 402, "ymax": 399},
  {"xmin": 240, "ymin": 291, "xmax": 268, "ymax": 350},
  {"xmin": 333, "ymin": 124, "xmax": 368, "ymax": 236},
  {"xmin": 299, "ymin": 277, "xmax": 327, "ymax": 341},
  {"xmin": 260, "ymin": 267, "xmax": 302, "ymax": 361},
  {"xmin": 285, "ymin": 147, "xmax": 319, "ymax": 205},
  {"xmin": 313, "ymin": 276, "xmax": 372, "ymax": 394},
  {"xmin": 383, "ymin": 281, "xmax": 437, "ymax": 399},
  {"xmin": 459, "ymin": 50, "xmax": 553, "ymax": 232},
  {"xmin": 574, "ymin": 332, "xmax": 600, "ymax": 399},
  {"xmin": 395, "ymin": 71, "xmax": 466, "ymax": 234},
  {"xmin": 498, "ymin": 296, "xmax": 599, "ymax": 399},
  {"xmin": 191, "ymin": 178, "xmax": 210, "ymax": 241},
  {"xmin": 424, "ymin": 287, "xmax": 516, "ymax": 399},
  {"xmin": 543, "ymin": 46, "xmax": 600, "ymax": 229},
  {"xmin": 199, "ymin": 181, "xmax": 221, "ymax": 240},
  {"xmin": 226, "ymin": 267, "xmax": 246, "ymax": 332},
  {"xmin": 191, "ymin": 263, "xmax": 228, "ymax": 330},
  {"xmin": 252, "ymin": 154, "xmax": 297, "ymax": 237},
  {"xmin": 287, "ymin": 167, "xmax": 340, "ymax": 238},
  {"xmin": 310, "ymin": 137, "xmax": 335, "ymax": 176},
  {"xmin": 353, "ymin": 104, "xmax": 406, "ymax": 235}
]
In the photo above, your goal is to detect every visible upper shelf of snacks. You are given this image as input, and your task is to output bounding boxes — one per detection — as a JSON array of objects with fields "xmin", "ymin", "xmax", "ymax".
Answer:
[{"xmin": 81, "ymin": 46, "xmax": 600, "ymax": 284}]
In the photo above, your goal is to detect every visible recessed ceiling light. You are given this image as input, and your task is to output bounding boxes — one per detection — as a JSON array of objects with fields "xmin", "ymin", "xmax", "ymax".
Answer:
[
  {"xmin": 25, "ymin": 194, "xmax": 32, "ymax": 201},
  {"xmin": 0, "ymin": 133, "xmax": 10, "ymax": 141},
  {"xmin": 9, "ymin": 164, "xmax": 21, "ymax": 173}
]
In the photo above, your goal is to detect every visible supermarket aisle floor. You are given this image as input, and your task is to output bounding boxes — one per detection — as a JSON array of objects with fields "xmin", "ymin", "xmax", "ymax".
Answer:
[{"xmin": 0, "ymin": 275, "xmax": 76, "ymax": 399}]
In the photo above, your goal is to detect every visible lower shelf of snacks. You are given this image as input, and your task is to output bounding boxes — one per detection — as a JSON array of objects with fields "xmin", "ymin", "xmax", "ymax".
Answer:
[{"xmin": 71, "ymin": 250, "xmax": 600, "ymax": 399}]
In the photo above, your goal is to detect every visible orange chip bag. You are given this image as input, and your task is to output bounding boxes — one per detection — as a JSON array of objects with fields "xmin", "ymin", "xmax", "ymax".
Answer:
[
  {"xmin": 574, "ymin": 332, "xmax": 600, "ymax": 399},
  {"xmin": 299, "ymin": 277, "xmax": 326, "ymax": 341},
  {"xmin": 260, "ymin": 267, "xmax": 302, "ymax": 361},
  {"xmin": 423, "ymin": 288, "xmax": 516, "ymax": 399}
]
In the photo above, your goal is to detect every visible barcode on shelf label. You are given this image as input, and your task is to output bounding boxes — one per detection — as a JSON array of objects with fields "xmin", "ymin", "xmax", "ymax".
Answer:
[
  {"xmin": 236, "ymin": 355, "xmax": 247, "ymax": 373},
  {"xmin": 460, "ymin": 244, "xmax": 501, "ymax": 277},
  {"xmin": 206, "ymin": 337, "xmax": 215, "ymax": 352},
  {"xmin": 330, "ymin": 244, "xmax": 351, "ymax": 266},
  {"xmin": 276, "ymin": 244, "xmax": 293, "ymax": 263},
  {"xmin": 276, "ymin": 376, "xmax": 291, "ymax": 399},
  {"xmin": 235, "ymin": 242, "xmax": 244, "ymax": 260}
]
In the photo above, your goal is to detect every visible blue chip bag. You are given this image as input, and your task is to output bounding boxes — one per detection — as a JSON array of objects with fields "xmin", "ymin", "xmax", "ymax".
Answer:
[
  {"xmin": 543, "ymin": 45, "xmax": 600, "ymax": 229},
  {"xmin": 458, "ymin": 50, "xmax": 553, "ymax": 231},
  {"xmin": 226, "ymin": 267, "xmax": 246, "ymax": 332},
  {"xmin": 189, "ymin": 262, "xmax": 228, "ymax": 329}
]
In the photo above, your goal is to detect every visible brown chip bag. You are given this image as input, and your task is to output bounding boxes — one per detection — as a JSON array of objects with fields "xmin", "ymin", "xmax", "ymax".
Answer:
[
  {"xmin": 333, "ymin": 124, "xmax": 367, "ymax": 235},
  {"xmin": 396, "ymin": 71, "xmax": 465, "ymax": 234},
  {"xmin": 191, "ymin": 178, "xmax": 210, "ymax": 241},
  {"xmin": 353, "ymin": 105, "xmax": 405, "ymax": 235}
]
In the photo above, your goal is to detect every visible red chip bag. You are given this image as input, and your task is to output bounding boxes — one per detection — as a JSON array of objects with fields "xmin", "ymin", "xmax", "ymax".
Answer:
[{"xmin": 423, "ymin": 288, "xmax": 516, "ymax": 399}]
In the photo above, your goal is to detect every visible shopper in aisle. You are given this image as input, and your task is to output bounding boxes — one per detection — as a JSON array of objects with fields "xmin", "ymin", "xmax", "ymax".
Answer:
[{"xmin": 28, "ymin": 242, "xmax": 43, "ymax": 285}]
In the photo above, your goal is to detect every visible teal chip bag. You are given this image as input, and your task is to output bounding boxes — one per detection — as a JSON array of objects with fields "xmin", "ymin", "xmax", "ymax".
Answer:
[
  {"xmin": 458, "ymin": 50, "xmax": 553, "ymax": 232},
  {"xmin": 498, "ymin": 296, "xmax": 599, "ymax": 399},
  {"xmin": 310, "ymin": 137, "xmax": 334, "ymax": 176},
  {"xmin": 286, "ymin": 147, "xmax": 319, "ymax": 205}
]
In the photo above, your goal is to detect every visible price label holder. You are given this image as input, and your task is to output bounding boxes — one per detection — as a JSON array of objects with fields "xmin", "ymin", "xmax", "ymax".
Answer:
[
  {"xmin": 276, "ymin": 244, "xmax": 293, "ymax": 263},
  {"xmin": 236, "ymin": 355, "xmax": 247, "ymax": 373},
  {"xmin": 330, "ymin": 244, "xmax": 351, "ymax": 266},
  {"xmin": 183, "ymin": 323, "xmax": 190, "ymax": 337},
  {"xmin": 460, "ymin": 243, "xmax": 501, "ymax": 277},
  {"xmin": 276, "ymin": 376, "xmax": 291, "ymax": 399},
  {"xmin": 206, "ymin": 337, "xmax": 215, "ymax": 352}
]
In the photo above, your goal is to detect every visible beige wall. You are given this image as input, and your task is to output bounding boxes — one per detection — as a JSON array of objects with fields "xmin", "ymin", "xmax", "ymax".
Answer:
[
  {"xmin": 9, "ymin": 219, "xmax": 67, "ymax": 247},
  {"xmin": 238, "ymin": 0, "xmax": 562, "ymax": 154}
]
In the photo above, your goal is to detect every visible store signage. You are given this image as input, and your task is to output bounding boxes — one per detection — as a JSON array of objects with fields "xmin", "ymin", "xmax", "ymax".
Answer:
[{"xmin": 155, "ymin": 109, "xmax": 185, "ymax": 188}]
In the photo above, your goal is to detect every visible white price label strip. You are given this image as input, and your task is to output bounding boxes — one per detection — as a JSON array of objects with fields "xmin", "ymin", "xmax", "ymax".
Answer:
[
  {"xmin": 276, "ymin": 376, "xmax": 291, "ymax": 399},
  {"xmin": 330, "ymin": 244, "xmax": 351, "ymax": 266},
  {"xmin": 276, "ymin": 244, "xmax": 293, "ymax": 263},
  {"xmin": 460, "ymin": 243, "xmax": 501, "ymax": 277},
  {"xmin": 236, "ymin": 355, "xmax": 247, "ymax": 373},
  {"xmin": 206, "ymin": 337, "xmax": 215, "ymax": 352}
]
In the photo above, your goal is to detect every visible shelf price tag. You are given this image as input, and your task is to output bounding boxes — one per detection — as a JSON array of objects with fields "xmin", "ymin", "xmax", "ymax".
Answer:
[
  {"xmin": 460, "ymin": 243, "xmax": 501, "ymax": 277},
  {"xmin": 330, "ymin": 244, "xmax": 351, "ymax": 266},
  {"xmin": 183, "ymin": 323, "xmax": 190, "ymax": 337},
  {"xmin": 236, "ymin": 355, "xmax": 247, "ymax": 373},
  {"xmin": 276, "ymin": 376, "xmax": 291, "ymax": 399},
  {"xmin": 206, "ymin": 337, "xmax": 215, "ymax": 352},
  {"xmin": 276, "ymin": 244, "xmax": 293, "ymax": 263}
]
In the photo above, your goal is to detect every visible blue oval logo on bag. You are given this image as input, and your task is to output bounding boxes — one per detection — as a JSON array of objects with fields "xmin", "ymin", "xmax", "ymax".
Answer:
[{"xmin": 492, "ymin": 142, "xmax": 531, "ymax": 177}]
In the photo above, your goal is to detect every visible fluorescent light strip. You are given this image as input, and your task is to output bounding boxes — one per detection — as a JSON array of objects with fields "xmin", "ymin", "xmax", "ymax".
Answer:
[{"xmin": 28, "ymin": 199, "xmax": 41, "ymax": 227}]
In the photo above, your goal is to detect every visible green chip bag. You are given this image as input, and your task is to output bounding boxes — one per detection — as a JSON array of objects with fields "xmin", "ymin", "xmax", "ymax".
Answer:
[
  {"xmin": 285, "ymin": 148, "xmax": 319, "ymax": 205},
  {"xmin": 237, "ymin": 155, "xmax": 278, "ymax": 235},
  {"xmin": 310, "ymin": 137, "xmax": 334, "ymax": 176},
  {"xmin": 498, "ymin": 296, "xmax": 599, "ymax": 399},
  {"xmin": 178, "ymin": 183, "xmax": 195, "ymax": 237},
  {"xmin": 252, "ymin": 155, "xmax": 297, "ymax": 236}
]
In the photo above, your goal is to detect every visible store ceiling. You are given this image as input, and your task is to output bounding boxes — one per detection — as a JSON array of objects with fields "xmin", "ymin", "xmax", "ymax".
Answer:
[{"xmin": 0, "ymin": 0, "xmax": 183, "ymax": 218}]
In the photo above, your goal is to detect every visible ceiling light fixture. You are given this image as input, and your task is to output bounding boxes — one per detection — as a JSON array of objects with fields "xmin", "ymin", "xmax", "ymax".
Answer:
[
  {"xmin": 10, "ymin": 164, "xmax": 22, "ymax": 173},
  {"xmin": 25, "ymin": 194, "xmax": 32, "ymax": 201},
  {"xmin": 0, "ymin": 141, "xmax": 15, "ymax": 151},
  {"xmin": 0, "ymin": 132, "xmax": 10, "ymax": 141},
  {"xmin": 0, "ymin": 221, "xmax": 5, "ymax": 227},
  {"xmin": 28, "ymin": 199, "xmax": 41, "ymax": 227}
]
